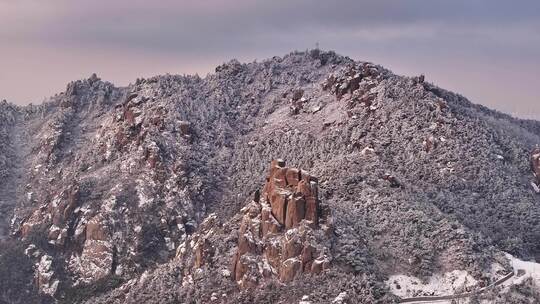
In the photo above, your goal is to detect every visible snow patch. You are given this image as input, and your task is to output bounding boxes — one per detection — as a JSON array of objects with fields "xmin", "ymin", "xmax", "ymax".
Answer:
[
  {"xmin": 136, "ymin": 179, "xmax": 154, "ymax": 208},
  {"xmin": 386, "ymin": 270, "xmax": 477, "ymax": 298},
  {"xmin": 503, "ymin": 253, "xmax": 540, "ymax": 287}
]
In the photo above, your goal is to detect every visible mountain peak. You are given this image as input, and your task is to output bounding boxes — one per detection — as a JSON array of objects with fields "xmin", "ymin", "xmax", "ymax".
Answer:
[{"xmin": 1, "ymin": 50, "xmax": 540, "ymax": 303}]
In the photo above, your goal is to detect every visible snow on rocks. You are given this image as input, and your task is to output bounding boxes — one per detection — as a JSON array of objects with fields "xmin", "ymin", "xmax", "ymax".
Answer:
[
  {"xmin": 69, "ymin": 240, "xmax": 114, "ymax": 285},
  {"xmin": 332, "ymin": 292, "xmax": 348, "ymax": 304},
  {"xmin": 231, "ymin": 160, "xmax": 333, "ymax": 288},
  {"xmin": 531, "ymin": 146, "xmax": 540, "ymax": 189},
  {"xmin": 299, "ymin": 295, "xmax": 312, "ymax": 304},
  {"xmin": 36, "ymin": 254, "xmax": 59, "ymax": 297}
]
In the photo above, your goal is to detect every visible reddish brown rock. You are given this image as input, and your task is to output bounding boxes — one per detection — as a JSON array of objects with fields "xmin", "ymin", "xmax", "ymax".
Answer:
[
  {"xmin": 146, "ymin": 149, "xmax": 160, "ymax": 169},
  {"xmin": 234, "ymin": 254, "xmax": 260, "ymax": 289},
  {"xmin": 194, "ymin": 238, "xmax": 211, "ymax": 268},
  {"xmin": 62, "ymin": 185, "xmax": 79, "ymax": 222},
  {"xmin": 124, "ymin": 108, "xmax": 136, "ymax": 125},
  {"xmin": 285, "ymin": 194, "xmax": 306, "ymax": 229},
  {"xmin": 423, "ymin": 136, "xmax": 437, "ymax": 152},
  {"xmin": 297, "ymin": 180, "xmax": 311, "ymax": 197},
  {"xmin": 178, "ymin": 121, "xmax": 191, "ymax": 135},
  {"xmin": 285, "ymin": 168, "xmax": 301, "ymax": 186},
  {"xmin": 265, "ymin": 240, "xmax": 282, "ymax": 269},
  {"xmin": 311, "ymin": 257, "xmax": 329, "ymax": 274},
  {"xmin": 234, "ymin": 255, "xmax": 248, "ymax": 283},
  {"xmin": 230, "ymin": 251, "xmax": 239, "ymax": 278},
  {"xmin": 280, "ymin": 258, "xmax": 302, "ymax": 282},
  {"xmin": 301, "ymin": 171, "xmax": 316, "ymax": 184},
  {"xmin": 305, "ymin": 196, "xmax": 318, "ymax": 224},
  {"xmin": 301, "ymin": 244, "xmax": 316, "ymax": 272},
  {"xmin": 269, "ymin": 159, "xmax": 286, "ymax": 175},
  {"xmin": 261, "ymin": 205, "xmax": 281, "ymax": 236},
  {"xmin": 86, "ymin": 216, "xmax": 109, "ymax": 241},
  {"xmin": 194, "ymin": 245, "xmax": 204, "ymax": 268},
  {"xmin": 282, "ymin": 236, "xmax": 303, "ymax": 260},
  {"xmin": 531, "ymin": 147, "xmax": 540, "ymax": 184},
  {"xmin": 231, "ymin": 160, "xmax": 332, "ymax": 288},
  {"xmin": 269, "ymin": 191, "xmax": 289, "ymax": 225},
  {"xmin": 265, "ymin": 160, "xmax": 319, "ymax": 228},
  {"xmin": 20, "ymin": 214, "xmax": 40, "ymax": 239},
  {"xmin": 237, "ymin": 232, "xmax": 258, "ymax": 256},
  {"xmin": 348, "ymin": 75, "xmax": 362, "ymax": 93},
  {"xmin": 114, "ymin": 128, "xmax": 129, "ymax": 150},
  {"xmin": 243, "ymin": 201, "xmax": 262, "ymax": 220},
  {"xmin": 273, "ymin": 167, "xmax": 288, "ymax": 188},
  {"xmin": 47, "ymin": 185, "xmax": 80, "ymax": 228},
  {"xmin": 75, "ymin": 240, "xmax": 114, "ymax": 283}
]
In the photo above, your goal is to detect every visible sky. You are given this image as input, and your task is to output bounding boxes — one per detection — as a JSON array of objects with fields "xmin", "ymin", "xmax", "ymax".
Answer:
[{"xmin": 0, "ymin": 0, "xmax": 539, "ymax": 119}]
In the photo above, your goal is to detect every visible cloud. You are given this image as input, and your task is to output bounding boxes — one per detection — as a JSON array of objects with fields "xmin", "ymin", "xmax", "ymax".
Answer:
[
  {"xmin": 3, "ymin": 0, "xmax": 539, "ymax": 52},
  {"xmin": 0, "ymin": 0, "xmax": 539, "ymax": 119}
]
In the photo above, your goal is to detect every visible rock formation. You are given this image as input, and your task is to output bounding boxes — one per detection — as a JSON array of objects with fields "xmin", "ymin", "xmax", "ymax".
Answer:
[
  {"xmin": 231, "ymin": 160, "xmax": 333, "ymax": 288},
  {"xmin": 322, "ymin": 62, "xmax": 381, "ymax": 110},
  {"xmin": 531, "ymin": 147, "xmax": 540, "ymax": 183},
  {"xmin": 531, "ymin": 147, "xmax": 540, "ymax": 192},
  {"xmin": 9, "ymin": 75, "xmax": 197, "ymax": 297}
]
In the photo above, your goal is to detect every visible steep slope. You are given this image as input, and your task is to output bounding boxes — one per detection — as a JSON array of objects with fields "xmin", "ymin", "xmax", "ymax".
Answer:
[
  {"xmin": 0, "ymin": 101, "xmax": 26, "ymax": 241},
  {"xmin": 0, "ymin": 50, "xmax": 539, "ymax": 303}
]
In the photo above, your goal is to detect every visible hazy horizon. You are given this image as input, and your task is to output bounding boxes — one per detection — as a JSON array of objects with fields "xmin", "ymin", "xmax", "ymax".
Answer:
[{"xmin": 1, "ymin": 0, "xmax": 539, "ymax": 119}]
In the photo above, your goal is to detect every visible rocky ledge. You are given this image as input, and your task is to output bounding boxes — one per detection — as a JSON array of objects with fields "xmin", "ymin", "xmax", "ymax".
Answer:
[
  {"xmin": 231, "ymin": 159, "xmax": 333, "ymax": 288},
  {"xmin": 531, "ymin": 147, "xmax": 540, "ymax": 193}
]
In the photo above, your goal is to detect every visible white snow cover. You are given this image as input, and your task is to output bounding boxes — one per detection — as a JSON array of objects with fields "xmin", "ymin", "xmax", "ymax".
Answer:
[
  {"xmin": 502, "ymin": 253, "xmax": 540, "ymax": 287},
  {"xmin": 386, "ymin": 253, "xmax": 540, "ymax": 303},
  {"xmin": 68, "ymin": 240, "xmax": 113, "ymax": 285},
  {"xmin": 136, "ymin": 179, "xmax": 154, "ymax": 208},
  {"xmin": 37, "ymin": 255, "xmax": 59, "ymax": 296},
  {"xmin": 386, "ymin": 270, "xmax": 478, "ymax": 298}
]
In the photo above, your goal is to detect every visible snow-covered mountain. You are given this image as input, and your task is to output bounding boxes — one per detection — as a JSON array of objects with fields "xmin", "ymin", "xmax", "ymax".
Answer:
[{"xmin": 1, "ymin": 50, "xmax": 540, "ymax": 303}]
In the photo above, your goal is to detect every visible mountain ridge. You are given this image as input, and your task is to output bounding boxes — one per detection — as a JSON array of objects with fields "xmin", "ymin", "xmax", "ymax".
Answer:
[{"xmin": 1, "ymin": 49, "xmax": 539, "ymax": 303}]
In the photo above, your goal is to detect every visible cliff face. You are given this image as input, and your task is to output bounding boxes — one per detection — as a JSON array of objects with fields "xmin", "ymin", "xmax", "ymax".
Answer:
[
  {"xmin": 231, "ymin": 160, "xmax": 333, "ymax": 288},
  {"xmin": 1, "ymin": 50, "xmax": 540, "ymax": 303}
]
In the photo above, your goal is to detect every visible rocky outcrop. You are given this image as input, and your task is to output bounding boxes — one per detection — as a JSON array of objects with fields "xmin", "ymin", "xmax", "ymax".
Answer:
[
  {"xmin": 531, "ymin": 147, "xmax": 540, "ymax": 183},
  {"xmin": 173, "ymin": 213, "xmax": 226, "ymax": 288},
  {"xmin": 36, "ymin": 254, "xmax": 59, "ymax": 297},
  {"xmin": 261, "ymin": 159, "xmax": 320, "ymax": 229},
  {"xmin": 531, "ymin": 147, "xmax": 540, "ymax": 192},
  {"xmin": 322, "ymin": 62, "xmax": 382, "ymax": 111},
  {"xmin": 12, "ymin": 75, "xmax": 198, "ymax": 297},
  {"xmin": 231, "ymin": 160, "xmax": 333, "ymax": 288}
]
